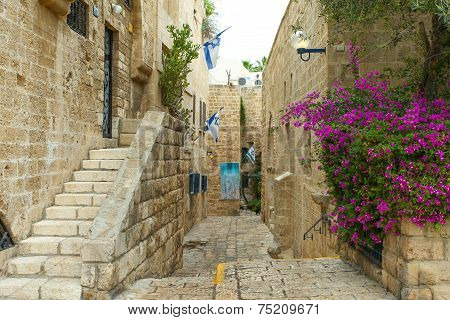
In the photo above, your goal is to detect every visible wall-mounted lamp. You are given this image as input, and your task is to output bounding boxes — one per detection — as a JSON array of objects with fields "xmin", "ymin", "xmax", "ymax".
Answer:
[
  {"xmin": 112, "ymin": 3, "xmax": 123, "ymax": 14},
  {"xmin": 290, "ymin": 30, "xmax": 326, "ymax": 62}
]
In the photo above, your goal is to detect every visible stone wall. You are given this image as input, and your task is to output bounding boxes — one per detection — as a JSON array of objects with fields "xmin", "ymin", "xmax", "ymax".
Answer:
[
  {"xmin": 261, "ymin": 0, "xmax": 333, "ymax": 258},
  {"xmin": 0, "ymin": 0, "xmax": 209, "ymax": 243},
  {"xmin": 0, "ymin": 0, "xmax": 133, "ymax": 242},
  {"xmin": 81, "ymin": 111, "xmax": 186, "ymax": 299},
  {"xmin": 382, "ymin": 221, "xmax": 450, "ymax": 300},
  {"xmin": 207, "ymin": 85, "xmax": 241, "ymax": 216},
  {"xmin": 261, "ymin": 0, "xmax": 426, "ymax": 258},
  {"xmin": 240, "ymin": 86, "xmax": 263, "ymax": 201}
]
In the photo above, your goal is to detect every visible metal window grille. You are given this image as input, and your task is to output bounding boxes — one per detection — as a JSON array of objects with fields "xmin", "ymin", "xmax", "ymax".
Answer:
[
  {"xmin": 241, "ymin": 172, "xmax": 249, "ymax": 188},
  {"xmin": 123, "ymin": 0, "xmax": 131, "ymax": 7},
  {"xmin": 189, "ymin": 173, "xmax": 201, "ymax": 195},
  {"xmin": 201, "ymin": 175, "xmax": 208, "ymax": 192},
  {"xmin": 194, "ymin": 173, "xmax": 200, "ymax": 194},
  {"xmin": 67, "ymin": 0, "xmax": 87, "ymax": 38},
  {"xmin": 0, "ymin": 218, "xmax": 14, "ymax": 251},
  {"xmin": 358, "ymin": 243, "xmax": 383, "ymax": 267}
]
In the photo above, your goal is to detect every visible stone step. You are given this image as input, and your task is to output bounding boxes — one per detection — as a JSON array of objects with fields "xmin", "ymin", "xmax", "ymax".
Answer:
[
  {"xmin": 0, "ymin": 277, "xmax": 47, "ymax": 299},
  {"xmin": 82, "ymin": 160, "xmax": 123, "ymax": 170},
  {"xmin": 45, "ymin": 206, "xmax": 99, "ymax": 220},
  {"xmin": 54, "ymin": 193, "xmax": 107, "ymax": 206},
  {"xmin": 19, "ymin": 237, "xmax": 83, "ymax": 256},
  {"xmin": 42, "ymin": 256, "xmax": 81, "ymax": 277},
  {"xmin": 89, "ymin": 148, "xmax": 129, "ymax": 160},
  {"xmin": 7, "ymin": 256, "xmax": 48, "ymax": 276},
  {"xmin": 32, "ymin": 220, "xmax": 92, "ymax": 237},
  {"xmin": 45, "ymin": 206, "xmax": 80, "ymax": 220},
  {"xmin": 7, "ymin": 256, "xmax": 81, "ymax": 278},
  {"xmin": 33, "ymin": 220, "xmax": 81, "ymax": 236},
  {"xmin": 120, "ymin": 119, "xmax": 141, "ymax": 134},
  {"xmin": 64, "ymin": 181, "xmax": 113, "ymax": 193},
  {"xmin": 0, "ymin": 277, "xmax": 82, "ymax": 300},
  {"xmin": 119, "ymin": 133, "xmax": 135, "ymax": 147},
  {"xmin": 73, "ymin": 170, "xmax": 117, "ymax": 182},
  {"xmin": 41, "ymin": 278, "xmax": 82, "ymax": 300}
]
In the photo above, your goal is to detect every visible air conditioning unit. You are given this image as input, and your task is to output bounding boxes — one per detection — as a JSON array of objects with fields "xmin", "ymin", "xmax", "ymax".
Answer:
[{"xmin": 238, "ymin": 78, "xmax": 247, "ymax": 86}]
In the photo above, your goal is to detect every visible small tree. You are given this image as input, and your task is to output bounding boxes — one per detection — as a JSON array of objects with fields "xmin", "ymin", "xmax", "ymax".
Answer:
[
  {"xmin": 202, "ymin": 0, "xmax": 218, "ymax": 40},
  {"xmin": 240, "ymin": 97, "xmax": 246, "ymax": 127},
  {"xmin": 242, "ymin": 57, "xmax": 268, "ymax": 72},
  {"xmin": 159, "ymin": 24, "xmax": 200, "ymax": 127}
]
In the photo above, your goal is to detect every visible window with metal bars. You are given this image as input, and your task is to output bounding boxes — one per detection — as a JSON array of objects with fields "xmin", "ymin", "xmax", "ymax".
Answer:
[
  {"xmin": 0, "ymin": 218, "xmax": 14, "ymax": 251},
  {"xmin": 123, "ymin": 0, "xmax": 131, "ymax": 7},
  {"xmin": 67, "ymin": 0, "xmax": 88, "ymax": 38}
]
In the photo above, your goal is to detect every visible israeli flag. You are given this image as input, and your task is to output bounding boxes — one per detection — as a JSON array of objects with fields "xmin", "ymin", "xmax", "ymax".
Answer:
[
  {"xmin": 246, "ymin": 145, "xmax": 256, "ymax": 164},
  {"xmin": 203, "ymin": 27, "xmax": 231, "ymax": 70},
  {"xmin": 204, "ymin": 110, "xmax": 220, "ymax": 143}
]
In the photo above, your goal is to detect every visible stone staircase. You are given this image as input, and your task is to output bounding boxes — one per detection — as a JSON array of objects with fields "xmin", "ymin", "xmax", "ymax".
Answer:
[{"xmin": 0, "ymin": 119, "xmax": 140, "ymax": 299}]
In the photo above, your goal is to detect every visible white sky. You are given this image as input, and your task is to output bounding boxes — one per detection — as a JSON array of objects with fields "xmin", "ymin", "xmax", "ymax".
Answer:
[{"xmin": 214, "ymin": 0, "xmax": 290, "ymax": 62}]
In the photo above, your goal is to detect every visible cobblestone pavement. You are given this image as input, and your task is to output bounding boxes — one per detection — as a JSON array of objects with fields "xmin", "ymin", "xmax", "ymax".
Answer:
[{"xmin": 117, "ymin": 214, "xmax": 395, "ymax": 300}]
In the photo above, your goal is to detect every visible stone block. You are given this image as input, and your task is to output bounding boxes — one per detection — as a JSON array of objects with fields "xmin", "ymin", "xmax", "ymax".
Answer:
[
  {"xmin": 397, "ymin": 259, "xmax": 419, "ymax": 286},
  {"xmin": 19, "ymin": 236, "xmax": 64, "ymax": 255},
  {"xmin": 400, "ymin": 221, "xmax": 425, "ymax": 237},
  {"xmin": 400, "ymin": 287, "xmax": 432, "ymax": 300},
  {"xmin": 430, "ymin": 285, "xmax": 450, "ymax": 299},
  {"xmin": 81, "ymin": 264, "xmax": 97, "ymax": 289},
  {"xmin": 0, "ymin": 278, "xmax": 47, "ymax": 299},
  {"xmin": 40, "ymin": 278, "xmax": 82, "ymax": 300},
  {"xmin": 60, "ymin": 237, "xmax": 83, "ymax": 255},
  {"xmin": 418, "ymin": 261, "xmax": 450, "ymax": 285},
  {"xmin": 38, "ymin": 0, "xmax": 74, "ymax": 17},
  {"xmin": 33, "ymin": 220, "xmax": 81, "ymax": 236},
  {"xmin": 382, "ymin": 270, "xmax": 401, "ymax": 297},
  {"xmin": 399, "ymin": 237, "xmax": 444, "ymax": 261},
  {"xmin": 45, "ymin": 206, "xmax": 79, "ymax": 220},
  {"xmin": 77, "ymin": 206, "xmax": 99, "ymax": 220},
  {"xmin": 81, "ymin": 239, "xmax": 116, "ymax": 262},
  {"xmin": 89, "ymin": 148, "xmax": 129, "ymax": 160},
  {"xmin": 97, "ymin": 263, "xmax": 118, "ymax": 291},
  {"xmin": 7, "ymin": 256, "xmax": 48, "ymax": 275},
  {"xmin": 44, "ymin": 256, "xmax": 81, "ymax": 277},
  {"xmin": 73, "ymin": 171, "xmax": 117, "ymax": 182}
]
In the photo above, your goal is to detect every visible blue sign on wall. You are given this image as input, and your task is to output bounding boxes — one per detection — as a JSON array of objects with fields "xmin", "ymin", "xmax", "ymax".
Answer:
[{"xmin": 220, "ymin": 162, "xmax": 240, "ymax": 200}]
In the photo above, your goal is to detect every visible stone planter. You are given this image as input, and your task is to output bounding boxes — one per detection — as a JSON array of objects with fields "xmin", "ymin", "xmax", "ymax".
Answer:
[
  {"xmin": 382, "ymin": 221, "xmax": 450, "ymax": 299},
  {"xmin": 39, "ymin": 0, "xmax": 75, "ymax": 17}
]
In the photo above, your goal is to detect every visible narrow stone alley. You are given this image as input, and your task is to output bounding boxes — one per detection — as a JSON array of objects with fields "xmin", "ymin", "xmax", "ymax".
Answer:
[{"xmin": 117, "ymin": 213, "xmax": 395, "ymax": 300}]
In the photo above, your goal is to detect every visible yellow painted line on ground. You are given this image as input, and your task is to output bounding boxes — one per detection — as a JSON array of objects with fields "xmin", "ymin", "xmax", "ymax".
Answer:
[{"xmin": 213, "ymin": 263, "xmax": 225, "ymax": 285}]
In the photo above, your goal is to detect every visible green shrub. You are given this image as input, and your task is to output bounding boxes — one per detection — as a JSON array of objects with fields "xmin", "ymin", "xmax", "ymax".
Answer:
[{"xmin": 159, "ymin": 24, "xmax": 200, "ymax": 128}]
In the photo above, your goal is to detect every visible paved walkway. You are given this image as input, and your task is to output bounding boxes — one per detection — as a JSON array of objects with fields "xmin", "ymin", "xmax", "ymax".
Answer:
[{"xmin": 117, "ymin": 214, "xmax": 395, "ymax": 300}]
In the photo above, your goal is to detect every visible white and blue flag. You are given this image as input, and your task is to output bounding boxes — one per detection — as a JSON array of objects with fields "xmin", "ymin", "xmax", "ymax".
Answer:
[
  {"xmin": 203, "ymin": 27, "xmax": 231, "ymax": 70},
  {"xmin": 204, "ymin": 109, "xmax": 221, "ymax": 143},
  {"xmin": 246, "ymin": 145, "xmax": 256, "ymax": 164}
]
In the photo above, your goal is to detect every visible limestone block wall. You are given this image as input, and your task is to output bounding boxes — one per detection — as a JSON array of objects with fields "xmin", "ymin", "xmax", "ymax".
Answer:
[
  {"xmin": 240, "ymin": 86, "xmax": 263, "ymax": 201},
  {"xmin": 183, "ymin": 144, "xmax": 208, "ymax": 233},
  {"xmin": 0, "ymin": 0, "xmax": 135, "ymax": 242},
  {"xmin": 81, "ymin": 111, "xmax": 186, "ymax": 299},
  {"xmin": 382, "ymin": 221, "xmax": 450, "ymax": 300},
  {"xmin": 261, "ymin": 0, "xmax": 332, "ymax": 257},
  {"xmin": 261, "ymin": 0, "xmax": 426, "ymax": 258},
  {"xmin": 0, "ymin": 0, "xmax": 209, "ymax": 245},
  {"xmin": 207, "ymin": 85, "xmax": 241, "ymax": 216}
]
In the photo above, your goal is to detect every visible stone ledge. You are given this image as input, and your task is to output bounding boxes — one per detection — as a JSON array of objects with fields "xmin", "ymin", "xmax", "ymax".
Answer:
[{"xmin": 39, "ymin": 0, "xmax": 75, "ymax": 17}]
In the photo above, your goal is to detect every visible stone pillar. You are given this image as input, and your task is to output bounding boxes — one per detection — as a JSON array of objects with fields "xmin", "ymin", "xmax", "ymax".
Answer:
[{"xmin": 382, "ymin": 221, "xmax": 450, "ymax": 299}]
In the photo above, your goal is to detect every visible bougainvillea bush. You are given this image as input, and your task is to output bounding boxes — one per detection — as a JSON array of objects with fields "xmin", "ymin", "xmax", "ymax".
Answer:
[{"xmin": 281, "ymin": 65, "xmax": 449, "ymax": 248}]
